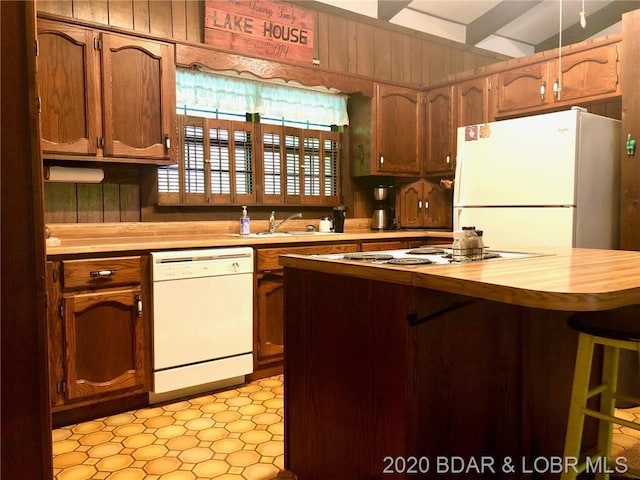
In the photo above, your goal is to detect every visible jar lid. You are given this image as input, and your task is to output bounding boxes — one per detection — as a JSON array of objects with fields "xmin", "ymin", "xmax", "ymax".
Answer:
[{"xmin": 462, "ymin": 226, "xmax": 476, "ymax": 230}]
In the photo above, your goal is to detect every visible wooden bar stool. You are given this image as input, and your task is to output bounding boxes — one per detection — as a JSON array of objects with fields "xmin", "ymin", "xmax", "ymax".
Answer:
[{"xmin": 561, "ymin": 304, "xmax": 640, "ymax": 480}]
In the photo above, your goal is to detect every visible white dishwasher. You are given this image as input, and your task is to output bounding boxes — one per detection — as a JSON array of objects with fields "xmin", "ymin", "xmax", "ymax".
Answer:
[{"xmin": 150, "ymin": 247, "xmax": 254, "ymax": 402}]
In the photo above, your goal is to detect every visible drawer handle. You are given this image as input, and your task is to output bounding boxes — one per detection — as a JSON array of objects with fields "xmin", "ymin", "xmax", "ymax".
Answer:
[{"xmin": 90, "ymin": 269, "xmax": 116, "ymax": 278}]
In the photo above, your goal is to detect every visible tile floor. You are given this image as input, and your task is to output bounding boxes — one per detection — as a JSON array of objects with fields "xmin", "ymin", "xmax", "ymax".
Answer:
[
  {"xmin": 52, "ymin": 375, "xmax": 295, "ymax": 480},
  {"xmin": 53, "ymin": 374, "xmax": 640, "ymax": 480},
  {"xmin": 613, "ymin": 406, "xmax": 640, "ymax": 476}
]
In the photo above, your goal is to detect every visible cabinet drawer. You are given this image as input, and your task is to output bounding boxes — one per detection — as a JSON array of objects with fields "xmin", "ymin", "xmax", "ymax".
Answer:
[
  {"xmin": 256, "ymin": 244, "xmax": 359, "ymax": 272},
  {"xmin": 62, "ymin": 256, "xmax": 141, "ymax": 289},
  {"xmin": 361, "ymin": 241, "xmax": 405, "ymax": 252}
]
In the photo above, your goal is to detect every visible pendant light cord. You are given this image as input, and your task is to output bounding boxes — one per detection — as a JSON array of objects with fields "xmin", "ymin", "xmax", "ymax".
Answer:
[{"xmin": 557, "ymin": 0, "xmax": 563, "ymax": 101}]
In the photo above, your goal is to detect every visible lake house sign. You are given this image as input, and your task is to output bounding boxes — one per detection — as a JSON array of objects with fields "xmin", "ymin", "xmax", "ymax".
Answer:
[{"xmin": 204, "ymin": 0, "xmax": 315, "ymax": 64}]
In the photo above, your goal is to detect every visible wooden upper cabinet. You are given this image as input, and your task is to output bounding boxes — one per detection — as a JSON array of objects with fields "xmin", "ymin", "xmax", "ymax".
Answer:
[
  {"xmin": 492, "ymin": 39, "xmax": 619, "ymax": 118},
  {"xmin": 455, "ymin": 77, "xmax": 492, "ymax": 127},
  {"xmin": 350, "ymin": 83, "xmax": 422, "ymax": 177},
  {"xmin": 37, "ymin": 19, "xmax": 176, "ymax": 164},
  {"xmin": 101, "ymin": 33, "xmax": 175, "ymax": 160},
  {"xmin": 494, "ymin": 62, "xmax": 550, "ymax": 116},
  {"xmin": 374, "ymin": 83, "xmax": 422, "ymax": 175},
  {"xmin": 424, "ymin": 85, "xmax": 455, "ymax": 174},
  {"xmin": 38, "ymin": 20, "xmax": 100, "ymax": 156},
  {"xmin": 553, "ymin": 43, "xmax": 619, "ymax": 103},
  {"xmin": 397, "ymin": 178, "xmax": 451, "ymax": 229}
]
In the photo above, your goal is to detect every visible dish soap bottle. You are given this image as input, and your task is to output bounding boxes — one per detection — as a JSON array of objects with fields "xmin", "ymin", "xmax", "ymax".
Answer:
[{"xmin": 240, "ymin": 206, "xmax": 250, "ymax": 235}]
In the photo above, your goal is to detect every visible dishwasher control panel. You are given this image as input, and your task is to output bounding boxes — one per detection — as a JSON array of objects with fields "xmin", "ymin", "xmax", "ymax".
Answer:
[{"xmin": 151, "ymin": 247, "xmax": 254, "ymax": 281}]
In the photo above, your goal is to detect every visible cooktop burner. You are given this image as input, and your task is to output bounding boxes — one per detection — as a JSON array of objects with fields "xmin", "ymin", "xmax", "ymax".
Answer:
[
  {"xmin": 387, "ymin": 257, "xmax": 433, "ymax": 265},
  {"xmin": 406, "ymin": 247, "xmax": 446, "ymax": 255},
  {"xmin": 343, "ymin": 252, "xmax": 395, "ymax": 261}
]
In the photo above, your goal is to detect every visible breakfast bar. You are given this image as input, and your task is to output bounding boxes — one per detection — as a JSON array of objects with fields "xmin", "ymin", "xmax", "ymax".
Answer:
[{"xmin": 280, "ymin": 248, "xmax": 640, "ymax": 480}]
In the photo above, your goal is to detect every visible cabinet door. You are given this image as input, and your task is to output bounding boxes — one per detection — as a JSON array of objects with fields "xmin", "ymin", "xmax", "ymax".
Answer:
[
  {"xmin": 455, "ymin": 77, "xmax": 491, "ymax": 127},
  {"xmin": 38, "ymin": 20, "xmax": 100, "ymax": 155},
  {"xmin": 398, "ymin": 181, "xmax": 424, "ymax": 228},
  {"xmin": 425, "ymin": 86, "xmax": 455, "ymax": 174},
  {"xmin": 374, "ymin": 84, "xmax": 422, "ymax": 174},
  {"xmin": 255, "ymin": 273, "xmax": 285, "ymax": 367},
  {"xmin": 101, "ymin": 33, "xmax": 175, "ymax": 161},
  {"xmin": 63, "ymin": 287, "xmax": 145, "ymax": 400},
  {"xmin": 555, "ymin": 44, "xmax": 619, "ymax": 103},
  {"xmin": 494, "ymin": 62, "xmax": 550, "ymax": 116},
  {"xmin": 47, "ymin": 262, "xmax": 65, "ymax": 407},
  {"xmin": 424, "ymin": 181, "xmax": 451, "ymax": 228}
]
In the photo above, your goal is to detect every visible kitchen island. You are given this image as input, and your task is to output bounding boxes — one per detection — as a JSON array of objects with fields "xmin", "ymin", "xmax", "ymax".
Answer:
[{"xmin": 280, "ymin": 248, "xmax": 640, "ymax": 480}]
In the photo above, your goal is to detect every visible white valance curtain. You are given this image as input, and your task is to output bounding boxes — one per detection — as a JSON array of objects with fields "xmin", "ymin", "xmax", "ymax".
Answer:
[{"xmin": 176, "ymin": 68, "xmax": 349, "ymax": 126}]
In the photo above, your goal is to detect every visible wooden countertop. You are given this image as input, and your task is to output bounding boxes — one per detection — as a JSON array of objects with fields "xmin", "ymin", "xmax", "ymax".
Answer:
[
  {"xmin": 45, "ymin": 220, "xmax": 451, "ymax": 256},
  {"xmin": 279, "ymin": 248, "xmax": 640, "ymax": 312}
]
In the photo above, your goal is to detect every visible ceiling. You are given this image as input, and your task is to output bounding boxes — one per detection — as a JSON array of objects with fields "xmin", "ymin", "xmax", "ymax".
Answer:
[{"xmin": 315, "ymin": 0, "xmax": 639, "ymax": 57}]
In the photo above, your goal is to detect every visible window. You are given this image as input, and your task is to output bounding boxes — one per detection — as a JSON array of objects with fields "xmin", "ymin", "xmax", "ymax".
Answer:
[
  {"xmin": 158, "ymin": 116, "xmax": 256, "ymax": 205},
  {"xmin": 259, "ymin": 125, "xmax": 341, "ymax": 206},
  {"xmin": 158, "ymin": 70, "xmax": 347, "ymax": 206}
]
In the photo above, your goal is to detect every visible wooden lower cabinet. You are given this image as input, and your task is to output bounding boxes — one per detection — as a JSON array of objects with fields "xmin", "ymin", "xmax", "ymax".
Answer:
[
  {"xmin": 63, "ymin": 288, "xmax": 145, "ymax": 400},
  {"xmin": 255, "ymin": 272, "xmax": 285, "ymax": 370},
  {"xmin": 47, "ymin": 256, "xmax": 151, "ymax": 418},
  {"xmin": 251, "ymin": 243, "xmax": 359, "ymax": 379}
]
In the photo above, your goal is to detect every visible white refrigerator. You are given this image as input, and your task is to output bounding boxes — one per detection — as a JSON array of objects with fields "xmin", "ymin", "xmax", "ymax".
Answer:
[{"xmin": 453, "ymin": 108, "xmax": 621, "ymax": 251}]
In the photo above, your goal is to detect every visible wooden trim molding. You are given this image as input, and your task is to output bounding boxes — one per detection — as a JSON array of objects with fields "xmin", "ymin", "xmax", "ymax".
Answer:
[{"xmin": 175, "ymin": 42, "xmax": 374, "ymax": 95}]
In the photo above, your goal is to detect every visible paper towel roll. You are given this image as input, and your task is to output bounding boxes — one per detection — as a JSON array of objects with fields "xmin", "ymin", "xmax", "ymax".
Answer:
[{"xmin": 44, "ymin": 166, "xmax": 104, "ymax": 183}]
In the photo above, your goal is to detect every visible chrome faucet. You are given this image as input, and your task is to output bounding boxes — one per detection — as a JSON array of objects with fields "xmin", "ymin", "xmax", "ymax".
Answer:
[{"xmin": 269, "ymin": 211, "xmax": 302, "ymax": 233}]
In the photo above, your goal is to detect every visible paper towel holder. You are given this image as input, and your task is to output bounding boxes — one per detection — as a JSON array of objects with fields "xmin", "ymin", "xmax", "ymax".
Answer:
[{"xmin": 44, "ymin": 166, "xmax": 104, "ymax": 183}]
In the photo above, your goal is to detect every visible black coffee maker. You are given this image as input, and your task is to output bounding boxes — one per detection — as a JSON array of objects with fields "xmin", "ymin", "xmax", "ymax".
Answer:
[{"xmin": 332, "ymin": 206, "xmax": 346, "ymax": 233}]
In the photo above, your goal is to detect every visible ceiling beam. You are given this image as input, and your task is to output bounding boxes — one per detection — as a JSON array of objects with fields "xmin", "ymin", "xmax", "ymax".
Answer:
[
  {"xmin": 378, "ymin": 0, "xmax": 411, "ymax": 21},
  {"xmin": 466, "ymin": 0, "xmax": 543, "ymax": 46},
  {"xmin": 536, "ymin": 0, "xmax": 640, "ymax": 52}
]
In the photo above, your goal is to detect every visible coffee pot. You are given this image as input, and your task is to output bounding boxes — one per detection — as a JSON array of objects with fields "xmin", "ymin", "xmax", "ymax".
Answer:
[{"xmin": 371, "ymin": 186, "xmax": 394, "ymax": 230}]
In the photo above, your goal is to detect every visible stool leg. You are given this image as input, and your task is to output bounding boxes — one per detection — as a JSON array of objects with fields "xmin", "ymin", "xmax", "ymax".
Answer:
[
  {"xmin": 562, "ymin": 333, "xmax": 595, "ymax": 480},
  {"xmin": 595, "ymin": 345, "xmax": 620, "ymax": 480}
]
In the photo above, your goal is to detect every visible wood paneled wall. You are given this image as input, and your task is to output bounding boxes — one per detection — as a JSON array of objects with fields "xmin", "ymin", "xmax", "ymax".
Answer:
[{"xmin": 36, "ymin": 0, "xmax": 506, "ymax": 88}]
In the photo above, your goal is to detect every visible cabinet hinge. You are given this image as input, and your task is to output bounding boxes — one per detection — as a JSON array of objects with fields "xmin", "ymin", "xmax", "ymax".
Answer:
[
  {"xmin": 616, "ymin": 46, "xmax": 619, "ymax": 62},
  {"xmin": 94, "ymin": 37, "xmax": 102, "ymax": 51},
  {"xmin": 44, "ymin": 292, "xmax": 49, "ymax": 310},
  {"xmin": 57, "ymin": 380, "xmax": 66, "ymax": 395},
  {"xmin": 59, "ymin": 301, "xmax": 64, "ymax": 319},
  {"xmin": 97, "ymin": 137, "xmax": 104, "ymax": 149},
  {"xmin": 35, "ymin": 39, "xmax": 39, "ymax": 57},
  {"xmin": 36, "ymin": 96, "xmax": 41, "ymax": 114}
]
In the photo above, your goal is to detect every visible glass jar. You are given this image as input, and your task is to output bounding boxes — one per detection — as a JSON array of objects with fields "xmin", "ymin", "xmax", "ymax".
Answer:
[{"xmin": 474, "ymin": 229, "xmax": 485, "ymax": 260}]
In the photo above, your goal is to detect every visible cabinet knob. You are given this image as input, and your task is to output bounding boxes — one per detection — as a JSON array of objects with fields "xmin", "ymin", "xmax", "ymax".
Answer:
[
  {"xmin": 553, "ymin": 79, "xmax": 561, "ymax": 101},
  {"xmin": 540, "ymin": 82, "xmax": 546, "ymax": 102},
  {"xmin": 379, "ymin": 154, "xmax": 384, "ymax": 166},
  {"xmin": 164, "ymin": 134, "xmax": 171, "ymax": 151},
  {"xmin": 446, "ymin": 154, "xmax": 451, "ymax": 164},
  {"xmin": 136, "ymin": 294, "xmax": 143, "ymax": 318},
  {"xmin": 418, "ymin": 200, "xmax": 422, "ymax": 210},
  {"xmin": 424, "ymin": 200, "xmax": 429, "ymax": 210}
]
